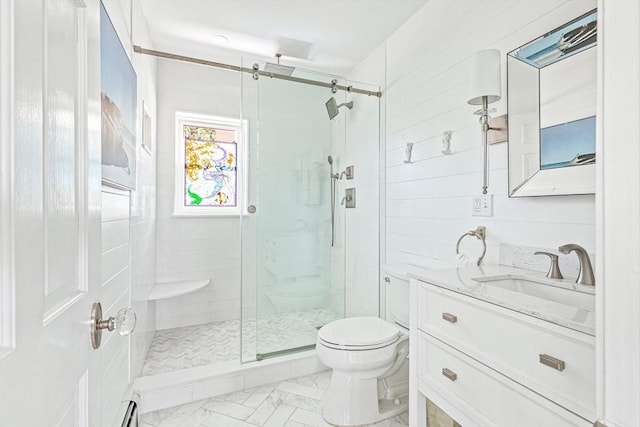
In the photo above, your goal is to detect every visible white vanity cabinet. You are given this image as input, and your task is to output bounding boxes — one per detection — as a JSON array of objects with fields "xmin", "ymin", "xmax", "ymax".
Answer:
[{"xmin": 410, "ymin": 277, "xmax": 595, "ymax": 427}]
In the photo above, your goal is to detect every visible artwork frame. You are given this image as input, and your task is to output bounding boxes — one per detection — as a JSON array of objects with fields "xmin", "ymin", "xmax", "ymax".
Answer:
[{"xmin": 100, "ymin": 1, "xmax": 137, "ymax": 190}]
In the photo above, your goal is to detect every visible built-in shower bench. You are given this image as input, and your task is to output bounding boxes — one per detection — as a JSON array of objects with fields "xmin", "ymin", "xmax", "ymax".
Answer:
[{"xmin": 147, "ymin": 278, "xmax": 211, "ymax": 300}]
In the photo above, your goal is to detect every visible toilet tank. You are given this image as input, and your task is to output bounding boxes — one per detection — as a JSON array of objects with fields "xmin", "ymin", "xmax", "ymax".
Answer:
[{"xmin": 382, "ymin": 264, "xmax": 410, "ymax": 329}]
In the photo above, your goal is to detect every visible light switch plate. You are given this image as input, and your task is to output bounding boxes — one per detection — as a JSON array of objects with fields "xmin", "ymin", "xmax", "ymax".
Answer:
[{"xmin": 472, "ymin": 194, "xmax": 492, "ymax": 217}]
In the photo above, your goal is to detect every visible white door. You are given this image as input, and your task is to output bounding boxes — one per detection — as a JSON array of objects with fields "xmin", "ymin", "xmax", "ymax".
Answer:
[{"xmin": 0, "ymin": 0, "xmax": 105, "ymax": 425}]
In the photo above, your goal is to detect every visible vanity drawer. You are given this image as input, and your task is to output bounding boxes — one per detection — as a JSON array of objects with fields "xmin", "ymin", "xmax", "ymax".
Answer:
[
  {"xmin": 417, "ymin": 332, "xmax": 591, "ymax": 427},
  {"xmin": 417, "ymin": 281, "xmax": 595, "ymax": 420}
]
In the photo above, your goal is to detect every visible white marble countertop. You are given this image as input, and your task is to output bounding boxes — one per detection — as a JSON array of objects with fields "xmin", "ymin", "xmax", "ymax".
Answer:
[{"xmin": 408, "ymin": 264, "xmax": 595, "ymax": 336}]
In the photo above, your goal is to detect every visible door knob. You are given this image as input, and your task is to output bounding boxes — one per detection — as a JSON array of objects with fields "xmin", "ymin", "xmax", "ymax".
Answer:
[{"xmin": 91, "ymin": 302, "xmax": 137, "ymax": 349}]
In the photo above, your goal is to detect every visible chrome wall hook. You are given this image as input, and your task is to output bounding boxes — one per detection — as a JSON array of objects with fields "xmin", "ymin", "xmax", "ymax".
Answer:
[
  {"xmin": 442, "ymin": 131, "xmax": 452, "ymax": 154},
  {"xmin": 404, "ymin": 142, "xmax": 414, "ymax": 164}
]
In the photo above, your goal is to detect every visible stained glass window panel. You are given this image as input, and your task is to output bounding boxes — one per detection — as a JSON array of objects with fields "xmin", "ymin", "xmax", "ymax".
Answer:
[{"xmin": 183, "ymin": 124, "xmax": 237, "ymax": 208}]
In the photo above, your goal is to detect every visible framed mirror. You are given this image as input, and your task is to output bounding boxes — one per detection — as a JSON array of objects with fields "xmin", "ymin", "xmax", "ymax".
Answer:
[{"xmin": 507, "ymin": 10, "xmax": 597, "ymax": 197}]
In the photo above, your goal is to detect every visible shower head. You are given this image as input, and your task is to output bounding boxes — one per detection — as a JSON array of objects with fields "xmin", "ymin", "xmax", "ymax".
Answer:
[
  {"xmin": 327, "ymin": 155, "xmax": 333, "ymax": 165},
  {"xmin": 263, "ymin": 52, "xmax": 295, "ymax": 76},
  {"xmin": 325, "ymin": 97, "xmax": 354, "ymax": 120},
  {"xmin": 326, "ymin": 97, "xmax": 339, "ymax": 120},
  {"xmin": 263, "ymin": 62, "xmax": 295, "ymax": 76}
]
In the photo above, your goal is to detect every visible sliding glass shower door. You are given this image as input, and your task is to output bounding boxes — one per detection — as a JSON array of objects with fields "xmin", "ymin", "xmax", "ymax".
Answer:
[{"xmin": 241, "ymin": 62, "xmax": 347, "ymax": 361}]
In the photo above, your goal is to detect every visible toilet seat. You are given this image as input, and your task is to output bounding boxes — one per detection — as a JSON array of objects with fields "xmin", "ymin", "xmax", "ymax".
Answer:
[{"xmin": 318, "ymin": 317, "xmax": 401, "ymax": 350}]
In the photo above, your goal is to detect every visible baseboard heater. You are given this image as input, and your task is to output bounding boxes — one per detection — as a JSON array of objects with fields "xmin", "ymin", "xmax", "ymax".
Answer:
[{"xmin": 120, "ymin": 400, "xmax": 138, "ymax": 427}]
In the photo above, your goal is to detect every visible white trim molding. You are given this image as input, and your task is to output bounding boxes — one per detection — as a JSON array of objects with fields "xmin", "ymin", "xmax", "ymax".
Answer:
[
  {"xmin": 598, "ymin": 1, "xmax": 640, "ymax": 426},
  {"xmin": 0, "ymin": 0, "xmax": 16, "ymax": 352}
]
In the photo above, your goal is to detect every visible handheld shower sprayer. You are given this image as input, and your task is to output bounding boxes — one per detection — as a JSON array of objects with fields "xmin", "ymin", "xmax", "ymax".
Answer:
[{"xmin": 328, "ymin": 155, "xmax": 339, "ymax": 179}]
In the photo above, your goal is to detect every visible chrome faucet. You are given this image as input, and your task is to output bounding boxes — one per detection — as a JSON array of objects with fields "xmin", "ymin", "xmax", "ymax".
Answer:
[{"xmin": 558, "ymin": 244, "xmax": 595, "ymax": 286}]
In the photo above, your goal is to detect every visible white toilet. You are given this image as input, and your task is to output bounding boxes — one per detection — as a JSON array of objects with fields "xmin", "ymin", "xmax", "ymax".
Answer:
[{"xmin": 316, "ymin": 266, "xmax": 410, "ymax": 426}]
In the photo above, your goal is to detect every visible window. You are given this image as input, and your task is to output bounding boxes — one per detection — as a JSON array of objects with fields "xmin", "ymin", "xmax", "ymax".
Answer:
[{"xmin": 174, "ymin": 112, "xmax": 247, "ymax": 216}]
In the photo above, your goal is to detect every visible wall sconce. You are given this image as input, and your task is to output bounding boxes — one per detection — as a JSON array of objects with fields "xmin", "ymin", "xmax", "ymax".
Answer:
[{"xmin": 468, "ymin": 49, "xmax": 502, "ymax": 194}]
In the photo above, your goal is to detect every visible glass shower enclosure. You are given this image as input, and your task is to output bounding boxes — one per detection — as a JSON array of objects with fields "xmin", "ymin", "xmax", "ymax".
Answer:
[{"xmin": 240, "ymin": 62, "xmax": 350, "ymax": 362}]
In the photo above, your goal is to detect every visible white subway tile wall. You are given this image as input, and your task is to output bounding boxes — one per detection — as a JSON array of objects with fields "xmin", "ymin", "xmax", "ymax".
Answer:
[{"xmin": 155, "ymin": 60, "xmax": 242, "ymax": 329}]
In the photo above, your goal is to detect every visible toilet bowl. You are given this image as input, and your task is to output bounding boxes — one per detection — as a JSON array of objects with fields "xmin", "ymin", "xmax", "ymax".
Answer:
[{"xmin": 316, "ymin": 316, "xmax": 409, "ymax": 426}]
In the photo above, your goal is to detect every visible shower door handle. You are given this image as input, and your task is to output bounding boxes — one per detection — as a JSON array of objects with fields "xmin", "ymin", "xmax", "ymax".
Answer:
[{"xmin": 247, "ymin": 205, "xmax": 257, "ymax": 214}]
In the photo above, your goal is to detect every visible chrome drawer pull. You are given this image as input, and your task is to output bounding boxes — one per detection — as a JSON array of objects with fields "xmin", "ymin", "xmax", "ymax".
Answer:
[
  {"xmin": 442, "ymin": 368, "xmax": 458, "ymax": 381},
  {"xmin": 539, "ymin": 354, "xmax": 565, "ymax": 372},
  {"xmin": 442, "ymin": 312, "xmax": 458, "ymax": 323}
]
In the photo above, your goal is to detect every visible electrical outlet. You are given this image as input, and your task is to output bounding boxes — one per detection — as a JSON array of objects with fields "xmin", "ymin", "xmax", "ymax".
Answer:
[{"xmin": 472, "ymin": 194, "xmax": 493, "ymax": 217}]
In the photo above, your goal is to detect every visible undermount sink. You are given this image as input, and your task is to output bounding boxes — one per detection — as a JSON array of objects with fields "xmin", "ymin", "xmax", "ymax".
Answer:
[{"xmin": 472, "ymin": 274, "xmax": 595, "ymax": 313}]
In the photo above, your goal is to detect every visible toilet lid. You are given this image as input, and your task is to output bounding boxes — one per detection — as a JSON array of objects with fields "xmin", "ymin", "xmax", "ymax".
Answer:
[{"xmin": 318, "ymin": 317, "xmax": 400, "ymax": 348}]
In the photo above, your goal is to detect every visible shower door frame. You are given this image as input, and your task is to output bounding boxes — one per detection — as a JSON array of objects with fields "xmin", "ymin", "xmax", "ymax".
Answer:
[{"xmin": 240, "ymin": 62, "xmax": 349, "ymax": 362}]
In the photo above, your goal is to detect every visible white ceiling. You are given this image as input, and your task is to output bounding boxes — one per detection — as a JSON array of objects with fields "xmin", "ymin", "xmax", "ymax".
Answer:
[{"xmin": 137, "ymin": 0, "xmax": 428, "ymax": 76}]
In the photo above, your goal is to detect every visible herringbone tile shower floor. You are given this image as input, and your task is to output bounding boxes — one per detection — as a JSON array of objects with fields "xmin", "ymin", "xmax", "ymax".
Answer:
[{"xmin": 142, "ymin": 309, "xmax": 338, "ymax": 376}]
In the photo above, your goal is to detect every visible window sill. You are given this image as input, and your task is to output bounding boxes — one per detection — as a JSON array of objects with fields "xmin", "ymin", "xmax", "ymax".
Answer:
[{"xmin": 171, "ymin": 212, "xmax": 252, "ymax": 218}]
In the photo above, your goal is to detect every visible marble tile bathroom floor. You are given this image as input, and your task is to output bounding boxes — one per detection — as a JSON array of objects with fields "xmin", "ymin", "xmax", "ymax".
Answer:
[
  {"xmin": 142, "ymin": 309, "xmax": 338, "ymax": 376},
  {"xmin": 140, "ymin": 370, "xmax": 409, "ymax": 427}
]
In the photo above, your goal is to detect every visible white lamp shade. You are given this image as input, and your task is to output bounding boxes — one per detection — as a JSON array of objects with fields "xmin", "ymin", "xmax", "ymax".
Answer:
[{"xmin": 467, "ymin": 49, "xmax": 502, "ymax": 105}]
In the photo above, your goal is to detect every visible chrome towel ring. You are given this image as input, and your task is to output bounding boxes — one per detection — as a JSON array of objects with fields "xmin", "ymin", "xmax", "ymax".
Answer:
[{"xmin": 455, "ymin": 226, "xmax": 487, "ymax": 266}]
